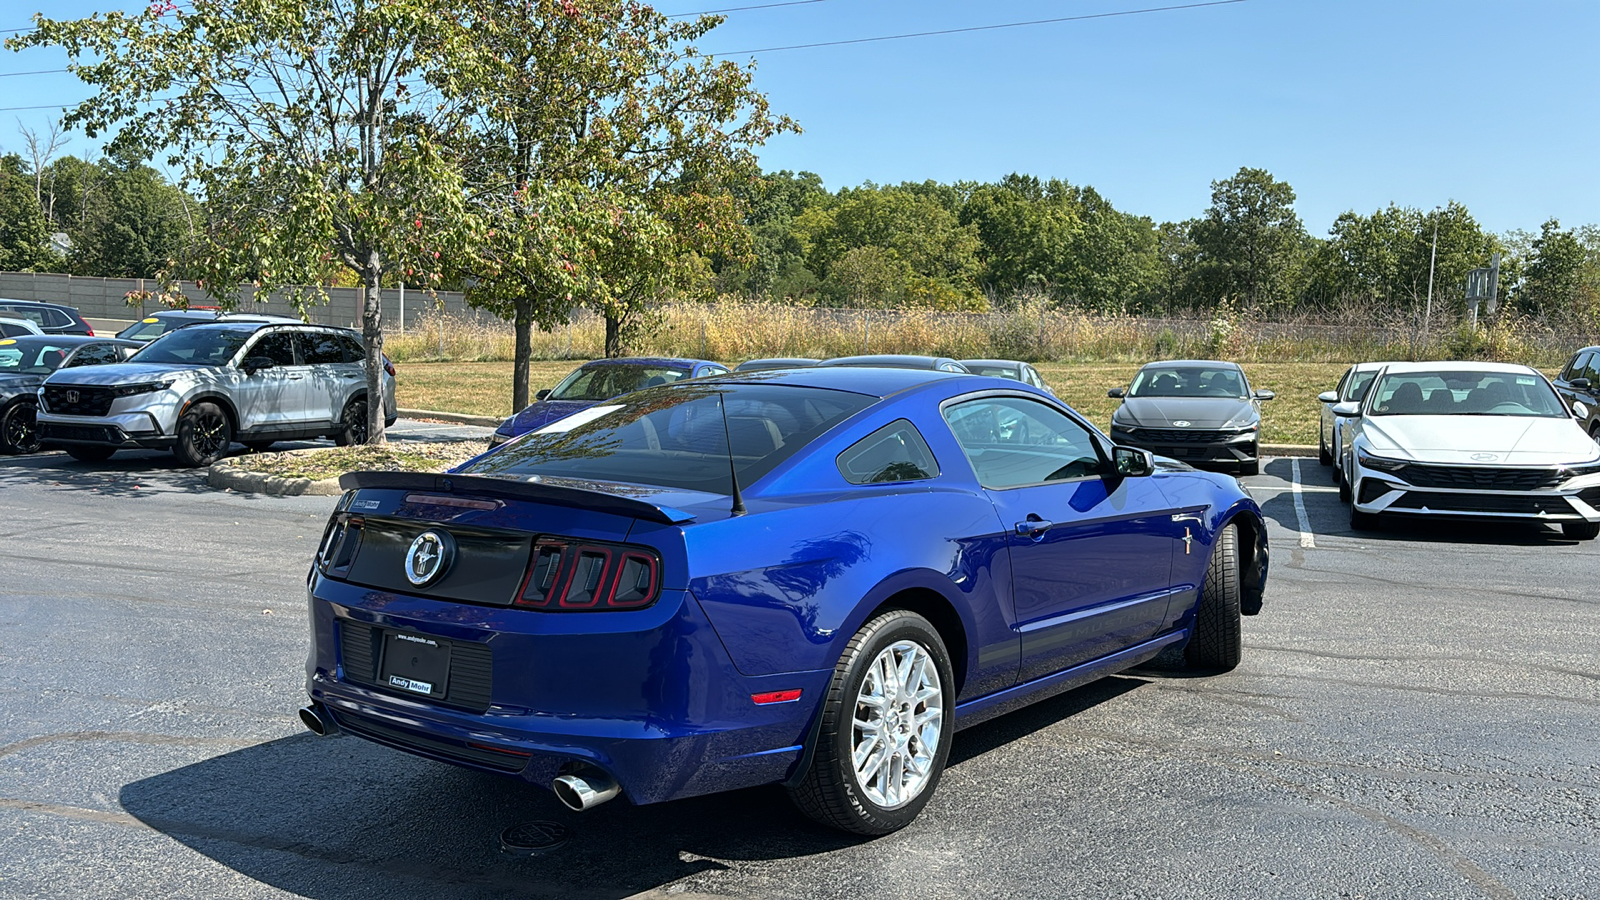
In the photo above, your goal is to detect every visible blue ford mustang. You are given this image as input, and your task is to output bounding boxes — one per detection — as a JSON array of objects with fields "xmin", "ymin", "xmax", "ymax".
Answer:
[{"xmin": 301, "ymin": 367, "xmax": 1268, "ymax": 834}]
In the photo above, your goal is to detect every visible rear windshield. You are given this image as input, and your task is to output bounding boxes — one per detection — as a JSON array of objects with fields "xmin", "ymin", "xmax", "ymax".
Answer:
[
  {"xmin": 549, "ymin": 364, "xmax": 690, "ymax": 401},
  {"xmin": 1368, "ymin": 370, "xmax": 1566, "ymax": 417},
  {"xmin": 468, "ymin": 383, "xmax": 876, "ymax": 492},
  {"xmin": 118, "ymin": 316, "xmax": 205, "ymax": 341},
  {"xmin": 130, "ymin": 326, "xmax": 254, "ymax": 366}
]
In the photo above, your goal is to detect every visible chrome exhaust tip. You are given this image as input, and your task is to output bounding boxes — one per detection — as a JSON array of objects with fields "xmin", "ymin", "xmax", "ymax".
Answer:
[
  {"xmin": 552, "ymin": 770, "xmax": 621, "ymax": 811},
  {"xmin": 298, "ymin": 704, "xmax": 336, "ymax": 736}
]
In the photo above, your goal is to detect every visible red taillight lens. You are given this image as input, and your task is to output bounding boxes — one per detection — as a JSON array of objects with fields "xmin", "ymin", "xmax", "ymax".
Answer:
[
  {"xmin": 514, "ymin": 538, "xmax": 661, "ymax": 611},
  {"xmin": 85, "ymin": 326, "xmax": 95, "ymax": 336},
  {"xmin": 382, "ymin": 354, "xmax": 396, "ymax": 377}
]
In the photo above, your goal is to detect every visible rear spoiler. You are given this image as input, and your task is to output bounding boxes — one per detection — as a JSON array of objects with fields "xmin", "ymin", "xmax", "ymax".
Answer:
[{"xmin": 338, "ymin": 471, "xmax": 697, "ymax": 525}]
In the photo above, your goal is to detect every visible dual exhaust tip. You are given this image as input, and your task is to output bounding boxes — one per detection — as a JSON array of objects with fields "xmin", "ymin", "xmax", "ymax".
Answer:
[{"xmin": 298, "ymin": 703, "xmax": 619, "ymax": 812}]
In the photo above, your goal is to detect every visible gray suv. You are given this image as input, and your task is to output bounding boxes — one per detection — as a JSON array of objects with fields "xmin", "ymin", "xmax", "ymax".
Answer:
[{"xmin": 36, "ymin": 321, "xmax": 398, "ymax": 466}]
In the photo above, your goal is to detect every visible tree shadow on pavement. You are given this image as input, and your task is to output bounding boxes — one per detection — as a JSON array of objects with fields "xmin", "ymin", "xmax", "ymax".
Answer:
[
  {"xmin": 0, "ymin": 441, "xmax": 327, "ymax": 499},
  {"xmin": 119, "ymin": 677, "xmax": 1149, "ymax": 898}
]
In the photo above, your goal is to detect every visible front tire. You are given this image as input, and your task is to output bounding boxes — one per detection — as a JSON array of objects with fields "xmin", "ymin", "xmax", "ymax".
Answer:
[
  {"xmin": 1349, "ymin": 499, "xmax": 1380, "ymax": 531},
  {"xmin": 1, "ymin": 402, "xmax": 40, "ymax": 454},
  {"xmin": 789, "ymin": 610, "xmax": 954, "ymax": 836},
  {"xmin": 1318, "ymin": 433, "xmax": 1332, "ymax": 466},
  {"xmin": 333, "ymin": 397, "xmax": 369, "ymax": 447},
  {"xmin": 174, "ymin": 401, "xmax": 232, "ymax": 467},
  {"xmin": 1562, "ymin": 521, "xmax": 1600, "ymax": 540},
  {"xmin": 1185, "ymin": 523, "xmax": 1242, "ymax": 671}
]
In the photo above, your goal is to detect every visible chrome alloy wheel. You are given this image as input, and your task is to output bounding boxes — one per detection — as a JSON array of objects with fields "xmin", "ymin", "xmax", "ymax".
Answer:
[{"xmin": 852, "ymin": 639, "xmax": 943, "ymax": 809}]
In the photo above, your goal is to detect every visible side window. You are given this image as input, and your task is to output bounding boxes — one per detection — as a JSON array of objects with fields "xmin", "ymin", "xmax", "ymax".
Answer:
[
  {"xmin": 337, "ymin": 334, "xmax": 366, "ymax": 364},
  {"xmin": 0, "ymin": 322, "xmax": 27, "ymax": 337},
  {"xmin": 1347, "ymin": 371, "xmax": 1378, "ymax": 402},
  {"xmin": 699, "ymin": 365, "xmax": 729, "ymax": 378},
  {"xmin": 246, "ymin": 331, "xmax": 298, "ymax": 366},
  {"xmin": 0, "ymin": 307, "xmax": 45, "ymax": 326},
  {"xmin": 44, "ymin": 309, "xmax": 72, "ymax": 328},
  {"xmin": 302, "ymin": 332, "xmax": 346, "ymax": 365},
  {"xmin": 837, "ymin": 419, "xmax": 939, "ymax": 485},
  {"xmin": 64, "ymin": 343, "xmax": 121, "ymax": 368},
  {"xmin": 943, "ymin": 396, "xmax": 1105, "ymax": 488},
  {"xmin": 1579, "ymin": 352, "xmax": 1600, "ymax": 385}
]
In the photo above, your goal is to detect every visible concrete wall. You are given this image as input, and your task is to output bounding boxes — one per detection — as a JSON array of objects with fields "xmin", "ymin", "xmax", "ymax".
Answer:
[{"xmin": 0, "ymin": 271, "xmax": 468, "ymax": 331}]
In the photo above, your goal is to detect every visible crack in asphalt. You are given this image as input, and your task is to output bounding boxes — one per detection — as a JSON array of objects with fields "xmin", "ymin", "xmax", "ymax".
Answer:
[
  {"xmin": 0, "ymin": 730, "xmax": 256, "ymax": 760},
  {"xmin": 1264, "ymin": 672, "xmax": 1600, "ymax": 706},
  {"xmin": 1246, "ymin": 644, "xmax": 1600, "ymax": 680}
]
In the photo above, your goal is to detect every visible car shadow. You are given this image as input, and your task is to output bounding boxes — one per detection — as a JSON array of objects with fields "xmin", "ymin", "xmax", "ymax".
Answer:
[
  {"xmin": 118, "ymin": 676, "xmax": 1150, "ymax": 898},
  {"xmin": 0, "ymin": 441, "xmax": 328, "ymax": 498}
]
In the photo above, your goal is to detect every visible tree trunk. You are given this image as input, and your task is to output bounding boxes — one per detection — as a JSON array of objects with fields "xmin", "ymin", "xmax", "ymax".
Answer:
[
  {"xmin": 361, "ymin": 255, "xmax": 387, "ymax": 444},
  {"xmin": 605, "ymin": 314, "xmax": 623, "ymax": 358},
  {"xmin": 513, "ymin": 300, "xmax": 533, "ymax": 410}
]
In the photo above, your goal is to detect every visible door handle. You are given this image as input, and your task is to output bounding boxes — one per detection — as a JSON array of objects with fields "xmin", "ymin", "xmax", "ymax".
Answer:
[{"xmin": 1015, "ymin": 516, "xmax": 1053, "ymax": 539}]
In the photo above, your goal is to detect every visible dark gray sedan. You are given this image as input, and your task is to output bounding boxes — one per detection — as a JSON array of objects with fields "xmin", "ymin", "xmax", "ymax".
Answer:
[{"xmin": 1107, "ymin": 360, "xmax": 1273, "ymax": 475}]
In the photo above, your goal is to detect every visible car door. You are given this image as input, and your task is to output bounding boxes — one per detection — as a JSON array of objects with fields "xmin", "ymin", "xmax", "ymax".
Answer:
[
  {"xmin": 942, "ymin": 394, "xmax": 1185, "ymax": 683},
  {"xmin": 299, "ymin": 329, "xmax": 355, "ymax": 426},
  {"xmin": 1554, "ymin": 350, "xmax": 1597, "ymax": 427},
  {"xmin": 234, "ymin": 330, "xmax": 302, "ymax": 431}
]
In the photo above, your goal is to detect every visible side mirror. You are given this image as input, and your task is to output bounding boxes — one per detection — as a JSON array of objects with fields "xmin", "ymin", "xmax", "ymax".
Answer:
[
  {"xmin": 1112, "ymin": 445, "xmax": 1154, "ymax": 477},
  {"xmin": 1331, "ymin": 401, "xmax": 1361, "ymax": 418},
  {"xmin": 1317, "ymin": 391, "xmax": 1339, "ymax": 404},
  {"xmin": 1254, "ymin": 389, "xmax": 1276, "ymax": 401},
  {"xmin": 1107, "ymin": 388, "xmax": 1126, "ymax": 399},
  {"xmin": 242, "ymin": 356, "xmax": 276, "ymax": 374},
  {"xmin": 535, "ymin": 388, "xmax": 551, "ymax": 401},
  {"xmin": 1571, "ymin": 378, "xmax": 1592, "ymax": 391}
]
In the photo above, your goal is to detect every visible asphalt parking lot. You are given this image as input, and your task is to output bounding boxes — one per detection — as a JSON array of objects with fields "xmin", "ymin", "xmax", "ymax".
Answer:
[{"xmin": 1, "ymin": 449, "xmax": 1595, "ymax": 900}]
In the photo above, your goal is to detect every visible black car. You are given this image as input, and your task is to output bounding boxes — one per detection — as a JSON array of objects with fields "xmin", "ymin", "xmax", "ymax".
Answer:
[
  {"xmin": 1107, "ymin": 360, "xmax": 1274, "ymax": 475},
  {"xmin": 817, "ymin": 355, "xmax": 971, "ymax": 373},
  {"xmin": 0, "ymin": 299, "xmax": 95, "ymax": 336},
  {"xmin": 1551, "ymin": 346, "xmax": 1600, "ymax": 439},
  {"xmin": 0, "ymin": 335, "xmax": 143, "ymax": 453}
]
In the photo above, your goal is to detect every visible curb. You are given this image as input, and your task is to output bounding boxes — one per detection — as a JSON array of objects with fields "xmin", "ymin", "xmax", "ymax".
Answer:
[
  {"xmin": 398, "ymin": 408, "xmax": 503, "ymax": 428},
  {"xmin": 1263, "ymin": 444, "xmax": 1317, "ymax": 457},
  {"xmin": 208, "ymin": 450, "xmax": 343, "ymax": 496}
]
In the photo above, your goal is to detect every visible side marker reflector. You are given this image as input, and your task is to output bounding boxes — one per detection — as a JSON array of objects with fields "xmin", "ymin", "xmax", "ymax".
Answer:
[{"xmin": 751, "ymin": 689, "xmax": 803, "ymax": 705}]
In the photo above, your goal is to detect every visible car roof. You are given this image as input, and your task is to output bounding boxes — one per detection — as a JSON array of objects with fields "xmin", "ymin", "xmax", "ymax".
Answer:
[
  {"xmin": 735, "ymin": 357, "xmax": 819, "ymax": 370},
  {"xmin": 959, "ymin": 359, "xmax": 1024, "ymax": 369},
  {"xmin": 817, "ymin": 354, "xmax": 962, "ymax": 370},
  {"xmin": 579, "ymin": 356, "xmax": 716, "ymax": 369},
  {"xmin": 0, "ymin": 299, "xmax": 78, "ymax": 313},
  {"xmin": 1375, "ymin": 361, "xmax": 1540, "ymax": 375},
  {"xmin": 1349, "ymin": 361, "xmax": 1397, "ymax": 372},
  {"xmin": 706, "ymin": 364, "xmax": 971, "ymax": 398},
  {"xmin": 1139, "ymin": 359, "xmax": 1242, "ymax": 370}
]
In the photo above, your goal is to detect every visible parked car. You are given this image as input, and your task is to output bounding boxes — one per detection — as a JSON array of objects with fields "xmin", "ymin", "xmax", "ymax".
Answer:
[
  {"xmin": 817, "ymin": 354, "xmax": 971, "ymax": 373},
  {"xmin": 0, "ymin": 317, "xmax": 45, "ymax": 338},
  {"xmin": 300, "ymin": 366, "xmax": 1269, "ymax": 835},
  {"xmin": 1107, "ymin": 360, "xmax": 1274, "ymax": 475},
  {"xmin": 36, "ymin": 321, "xmax": 398, "ymax": 465},
  {"xmin": 734, "ymin": 357, "xmax": 819, "ymax": 372},
  {"xmin": 1337, "ymin": 361, "xmax": 1600, "ymax": 538},
  {"xmin": 115, "ymin": 309, "xmax": 299, "ymax": 343},
  {"xmin": 0, "ymin": 335, "xmax": 142, "ymax": 454},
  {"xmin": 959, "ymin": 358, "xmax": 1053, "ymax": 394},
  {"xmin": 1550, "ymin": 345, "xmax": 1600, "ymax": 439},
  {"xmin": 488, "ymin": 357, "xmax": 729, "ymax": 449},
  {"xmin": 0, "ymin": 299, "xmax": 94, "ymax": 336},
  {"xmin": 1318, "ymin": 362, "xmax": 1387, "ymax": 469}
]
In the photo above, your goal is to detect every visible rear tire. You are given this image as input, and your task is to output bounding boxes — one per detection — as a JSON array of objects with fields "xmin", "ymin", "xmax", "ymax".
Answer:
[
  {"xmin": 174, "ymin": 401, "xmax": 232, "ymax": 467},
  {"xmin": 1562, "ymin": 521, "xmax": 1600, "ymax": 540},
  {"xmin": 1, "ymin": 402, "xmax": 40, "ymax": 454},
  {"xmin": 65, "ymin": 444, "xmax": 116, "ymax": 462},
  {"xmin": 788, "ymin": 609, "xmax": 954, "ymax": 836},
  {"xmin": 1185, "ymin": 523, "xmax": 1242, "ymax": 671},
  {"xmin": 333, "ymin": 397, "xmax": 369, "ymax": 447}
]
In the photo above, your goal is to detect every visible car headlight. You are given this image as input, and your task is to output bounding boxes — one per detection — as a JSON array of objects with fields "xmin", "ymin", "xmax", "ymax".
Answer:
[
  {"xmin": 1357, "ymin": 450, "xmax": 1407, "ymax": 473},
  {"xmin": 112, "ymin": 380, "xmax": 174, "ymax": 397},
  {"xmin": 1110, "ymin": 422, "xmax": 1136, "ymax": 433},
  {"xmin": 1560, "ymin": 461, "xmax": 1600, "ymax": 479}
]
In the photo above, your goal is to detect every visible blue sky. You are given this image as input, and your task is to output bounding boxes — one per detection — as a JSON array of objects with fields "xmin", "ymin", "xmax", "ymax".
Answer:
[{"xmin": 5, "ymin": 0, "xmax": 1597, "ymax": 236}]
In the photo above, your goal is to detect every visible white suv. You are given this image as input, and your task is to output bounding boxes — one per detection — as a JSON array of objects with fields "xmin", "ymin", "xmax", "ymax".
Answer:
[{"xmin": 36, "ymin": 321, "xmax": 398, "ymax": 466}]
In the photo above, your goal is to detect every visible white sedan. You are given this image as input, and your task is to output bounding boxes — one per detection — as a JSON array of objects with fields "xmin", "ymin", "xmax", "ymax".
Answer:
[
  {"xmin": 1336, "ymin": 361, "xmax": 1600, "ymax": 539},
  {"xmin": 1318, "ymin": 361, "xmax": 1389, "ymax": 475}
]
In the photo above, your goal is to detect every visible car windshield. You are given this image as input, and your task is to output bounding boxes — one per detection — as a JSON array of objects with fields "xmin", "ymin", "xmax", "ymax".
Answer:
[
  {"xmin": 468, "ymin": 384, "xmax": 876, "ymax": 493},
  {"xmin": 130, "ymin": 326, "xmax": 254, "ymax": 366},
  {"xmin": 1367, "ymin": 370, "xmax": 1566, "ymax": 417},
  {"xmin": 1128, "ymin": 366, "xmax": 1246, "ymax": 398},
  {"xmin": 965, "ymin": 364, "xmax": 1020, "ymax": 380},
  {"xmin": 0, "ymin": 338, "xmax": 76, "ymax": 374},
  {"xmin": 549, "ymin": 364, "xmax": 691, "ymax": 401}
]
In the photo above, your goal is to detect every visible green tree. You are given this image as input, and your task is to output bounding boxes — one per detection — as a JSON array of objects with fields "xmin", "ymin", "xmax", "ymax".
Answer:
[
  {"xmin": 0, "ymin": 153, "xmax": 49, "ymax": 271},
  {"xmin": 1189, "ymin": 167, "xmax": 1307, "ymax": 310},
  {"xmin": 13, "ymin": 0, "xmax": 479, "ymax": 443},
  {"xmin": 797, "ymin": 185, "xmax": 981, "ymax": 304},
  {"xmin": 1521, "ymin": 218, "xmax": 1587, "ymax": 318},
  {"xmin": 68, "ymin": 151, "xmax": 194, "ymax": 278}
]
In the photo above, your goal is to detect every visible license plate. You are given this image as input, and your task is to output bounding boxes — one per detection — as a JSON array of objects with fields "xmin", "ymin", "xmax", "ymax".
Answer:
[{"xmin": 379, "ymin": 631, "xmax": 451, "ymax": 698}]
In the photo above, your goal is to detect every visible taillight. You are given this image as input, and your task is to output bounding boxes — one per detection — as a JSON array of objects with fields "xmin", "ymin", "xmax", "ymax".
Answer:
[
  {"xmin": 515, "ymin": 538, "xmax": 661, "ymax": 611},
  {"xmin": 382, "ymin": 354, "xmax": 396, "ymax": 377},
  {"xmin": 316, "ymin": 515, "xmax": 363, "ymax": 575},
  {"xmin": 85, "ymin": 325, "xmax": 95, "ymax": 336}
]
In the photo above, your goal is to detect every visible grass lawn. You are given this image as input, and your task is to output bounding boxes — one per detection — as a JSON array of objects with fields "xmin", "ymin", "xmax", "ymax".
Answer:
[{"xmin": 397, "ymin": 359, "xmax": 1355, "ymax": 445}]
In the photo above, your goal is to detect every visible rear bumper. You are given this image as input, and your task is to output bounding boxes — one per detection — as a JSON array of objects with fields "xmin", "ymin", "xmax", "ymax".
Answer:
[{"xmin": 304, "ymin": 575, "xmax": 828, "ymax": 805}]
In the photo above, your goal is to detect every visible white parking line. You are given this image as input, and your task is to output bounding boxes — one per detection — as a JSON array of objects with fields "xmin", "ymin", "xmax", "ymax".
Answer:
[{"xmin": 1291, "ymin": 457, "xmax": 1315, "ymax": 549}]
